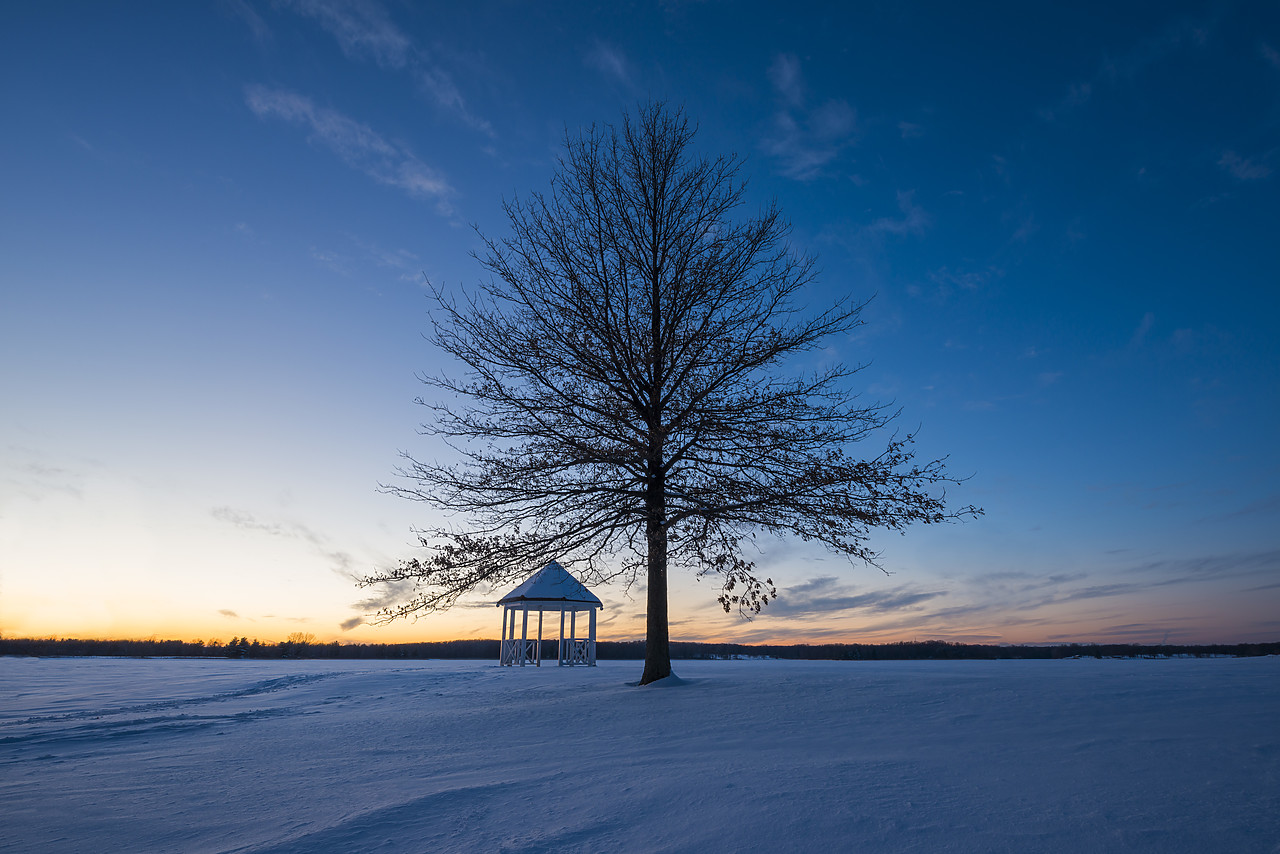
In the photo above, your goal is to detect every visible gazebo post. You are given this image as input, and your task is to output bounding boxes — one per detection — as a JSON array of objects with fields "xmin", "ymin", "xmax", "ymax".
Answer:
[
  {"xmin": 510, "ymin": 608, "xmax": 517, "ymax": 664},
  {"xmin": 589, "ymin": 606, "xmax": 597, "ymax": 666},
  {"xmin": 536, "ymin": 610, "xmax": 544, "ymax": 666},
  {"xmin": 559, "ymin": 610, "xmax": 566, "ymax": 666},
  {"xmin": 500, "ymin": 605, "xmax": 508, "ymax": 665},
  {"xmin": 507, "ymin": 607, "xmax": 517, "ymax": 665},
  {"xmin": 520, "ymin": 607, "xmax": 529, "ymax": 666}
]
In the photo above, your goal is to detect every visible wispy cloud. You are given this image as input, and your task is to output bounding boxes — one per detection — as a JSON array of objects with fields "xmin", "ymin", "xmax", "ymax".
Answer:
[
  {"xmin": 301, "ymin": 233, "xmax": 423, "ymax": 285},
  {"xmin": 766, "ymin": 576, "xmax": 944, "ymax": 619},
  {"xmin": 416, "ymin": 67, "xmax": 494, "ymax": 136},
  {"xmin": 214, "ymin": 502, "xmax": 411, "ymax": 628},
  {"xmin": 922, "ymin": 265, "xmax": 1003, "ymax": 299},
  {"xmin": 812, "ymin": 190, "xmax": 930, "ymax": 282},
  {"xmin": 345, "ymin": 234, "xmax": 424, "ymax": 282},
  {"xmin": 211, "ymin": 505, "xmax": 359, "ymax": 577},
  {"xmin": 950, "ymin": 551, "xmax": 1280, "ymax": 626},
  {"xmin": 213, "ymin": 505, "xmax": 311, "ymax": 540},
  {"xmin": 1130, "ymin": 311, "xmax": 1155, "ymax": 348},
  {"xmin": 244, "ymin": 85, "xmax": 453, "ymax": 211},
  {"xmin": 1038, "ymin": 82, "xmax": 1092, "ymax": 122},
  {"xmin": 753, "ymin": 548, "xmax": 1279, "ymax": 644},
  {"xmin": 1007, "ymin": 211, "xmax": 1038, "ymax": 243},
  {"xmin": 223, "ymin": 0, "xmax": 271, "ymax": 44},
  {"xmin": 1263, "ymin": 43, "xmax": 1280, "ymax": 70},
  {"xmin": 345, "ymin": 577, "xmax": 417, "ymax": 629},
  {"xmin": 1037, "ymin": 371, "xmax": 1065, "ymax": 387},
  {"xmin": 1125, "ymin": 549, "xmax": 1280, "ymax": 582},
  {"xmin": 1039, "ymin": 14, "xmax": 1212, "ymax": 122},
  {"xmin": 865, "ymin": 190, "xmax": 930, "ymax": 240},
  {"xmin": 1218, "ymin": 150, "xmax": 1272, "ymax": 181},
  {"xmin": 586, "ymin": 40, "xmax": 631, "ymax": 86},
  {"xmin": 278, "ymin": 0, "xmax": 494, "ymax": 135},
  {"xmin": 763, "ymin": 54, "xmax": 857, "ymax": 181},
  {"xmin": 3, "ymin": 453, "xmax": 85, "ymax": 501},
  {"xmin": 281, "ymin": 0, "xmax": 409, "ymax": 68}
]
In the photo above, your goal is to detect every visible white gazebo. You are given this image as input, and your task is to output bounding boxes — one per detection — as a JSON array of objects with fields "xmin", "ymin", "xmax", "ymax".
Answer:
[{"xmin": 497, "ymin": 560, "xmax": 602, "ymax": 667}]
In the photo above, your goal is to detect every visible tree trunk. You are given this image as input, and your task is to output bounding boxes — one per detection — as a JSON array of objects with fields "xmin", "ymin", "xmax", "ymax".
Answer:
[{"xmin": 639, "ymin": 474, "xmax": 671, "ymax": 685}]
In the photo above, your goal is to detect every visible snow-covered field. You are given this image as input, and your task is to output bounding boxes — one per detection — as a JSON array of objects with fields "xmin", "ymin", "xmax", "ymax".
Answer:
[{"xmin": 2, "ymin": 656, "xmax": 1277, "ymax": 853}]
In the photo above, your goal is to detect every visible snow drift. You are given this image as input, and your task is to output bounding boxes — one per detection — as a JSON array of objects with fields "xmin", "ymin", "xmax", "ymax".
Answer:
[{"xmin": 2, "ymin": 656, "xmax": 1277, "ymax": 853}]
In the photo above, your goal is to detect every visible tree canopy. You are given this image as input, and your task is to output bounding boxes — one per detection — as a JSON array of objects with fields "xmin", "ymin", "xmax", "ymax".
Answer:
[{"xmin": 361, "ymin": 102, "xmax": 979, "ymax": 684}]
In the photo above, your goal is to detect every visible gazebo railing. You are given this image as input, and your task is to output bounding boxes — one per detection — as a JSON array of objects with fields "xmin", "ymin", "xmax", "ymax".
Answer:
[
  {"xmin": 501, "ymin": 637, "xmax": 539, "ymax": 666},
  {"xmin": 561, "ymin": 637, "xmax": 593, "ymax": 666}
]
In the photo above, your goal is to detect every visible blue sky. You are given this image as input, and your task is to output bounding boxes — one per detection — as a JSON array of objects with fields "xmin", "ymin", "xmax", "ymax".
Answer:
[{"xmin": 2, "ymin": 1, "xmax": 1278, "ymax": 646}]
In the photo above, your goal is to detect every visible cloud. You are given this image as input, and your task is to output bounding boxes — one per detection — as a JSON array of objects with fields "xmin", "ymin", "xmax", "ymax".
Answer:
[
  {"xmin": 281, "ymin": 0, "xmax": 410, "ymax": 68},
  {"xmin": 1045, "ymin": 622, "xmax": 1198, "ymax": 642},
  {"xmin": 223, "ymin": 0, "xmax": 271, "ymax": 43},
  {"xmin": 1039, "ymin": 15, "xmax": 1212, "ymax": 122},
  {"xmin": 279, "ymin": 0, "xmax": 494, "ymax": 136},
  {"xmin": 218, "ymin": 609, "xmax": 239, "ymax": 618},
  {"xmin": 3, "ymin": 454, "xmax": 85, "ymax": 501},
  {"xmin": 864, "ymin": 190, "xmax": 930, "ymax": 240},
  {"xmin": 897, "ymin": 121, "xmax": 923, "ymax": 140},
  {"xmin": 952, "ymin": 550, "xmax": 1280, "ymax": 625},
  {"xmin": 1125, "ymin": 549, "xmax": 1280, "ymax": 582},
  {"xmin": 212, "ymin": 505, "xmax": 303, "ymax": 539},
  {"xmin": 1038, "ymin": 82, "xmax": 1092, "ymax": 122},
  {"xmin": 415, "ymin": 67, "xmax": 494, "ymax": 136},
  {"xmin": 211, "ymin": 505, "xmax": 362, "ymax": 577},
  {"xmin": 768, "ymin": 53, "xmax": 804, "ymax": 108},
  {"xmin": 924, "ymin": 265, "xmax": 1003, "ymax": 300},
  {"xmin": 244, "ymin": 85, "xmax": 453, "ymax": 210},
  {"xmin": 1263, "ymin": 43, "xmax": 1280, "ymax": 70},
  {"xmin": 1037, "ymin": 371, "xmax": 1064, "ymax": 387},
  {"xmin": 586, "ymin": 41, "xmax": 631, "ymax": 85},
  {"xmin": 326, "ymin": 550, "xmax": 356, "ymax": 574},
  {"xmin": 1216, "ymin": 493, "xmax": 1280, "ymax": 522},
  {"xmin": 1218, "ymin": 150, "xmax": 1272, "ymax": 181},
  {"xmin": 350, "ymin": 577, "xmax": 416, "ymax": 614},
  {"xmin": 309, "ymin": 234, "xmax": 424, "ymax": 285},
  {"xmin": 763, "ymin": 54, "xmax": 857, "ymax": 181},
  {"xmin": 717, "ymin": 546, "xmax": 1280, "ymax": 645},
  {"xmin": 766, "ymin": 576, "xmax": 944, "ymax": 618},
  {"xmin": 1007, "ymin": 212, "xmax": 1038, "ymax": 243},
  {"xmin": 1129, "ymin": 311, "xmax": 1155, "ymax": 348},
  {"xmin": 340, "ymin": 616, "xmax": 365, "ymax": 631}
]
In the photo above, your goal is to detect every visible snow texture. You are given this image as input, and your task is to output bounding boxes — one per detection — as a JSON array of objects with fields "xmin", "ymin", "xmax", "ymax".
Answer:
[{"xmin": 2, "ymin": 656, "xmax": 1277, "ymax": 853}]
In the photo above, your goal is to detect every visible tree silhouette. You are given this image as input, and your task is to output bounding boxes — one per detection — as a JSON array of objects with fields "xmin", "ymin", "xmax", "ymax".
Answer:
[{"xmin": 361, "ymin": 103, "xmax": 979, "ymax": 684}]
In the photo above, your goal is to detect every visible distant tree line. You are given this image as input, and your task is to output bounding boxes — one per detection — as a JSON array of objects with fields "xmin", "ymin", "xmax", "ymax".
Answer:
[{"xmin": 2, "ymin": 636, "xmax": 1277, "ymax": 661}]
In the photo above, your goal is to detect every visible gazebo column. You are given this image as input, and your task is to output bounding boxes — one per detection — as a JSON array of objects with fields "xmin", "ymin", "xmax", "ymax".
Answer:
[
  {"xmin": 507, "ymin": 607, "xmax": 518, "ymax": 665},
  {"xmin": 589, "ymin": 606, "xmax": 597, "ymax": 666},
  {"xmin": 520, "ymin": 607, "xmax": 529, "ymax": 666},
  {"xmin": 558, "ymin": 609, "xmax": 566, "ymax": 666},
  {"xmin": 500, "ymin": 605, "xmax": 508, "ymax": 665},
  {"xmin": 536, "ymin": 609, "xmax": 544, "ymax": 666}
]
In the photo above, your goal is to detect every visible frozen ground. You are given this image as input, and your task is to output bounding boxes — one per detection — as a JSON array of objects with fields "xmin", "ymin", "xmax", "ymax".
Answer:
[{"xmin": 2, "ymin": 656, "xmax": 1277, "ymax": 853}]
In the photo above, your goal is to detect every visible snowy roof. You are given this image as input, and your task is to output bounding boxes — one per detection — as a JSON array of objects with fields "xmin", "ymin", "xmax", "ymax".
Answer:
[{"xmin": 497, "ymin": 561, "xmax": 602, "ymax": 608}]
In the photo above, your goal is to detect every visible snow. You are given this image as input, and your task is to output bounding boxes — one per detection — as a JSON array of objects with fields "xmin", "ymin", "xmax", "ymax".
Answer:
[
  {"xmin": 497, "ymin": 561, "xmax": 602, "ymax": 607},
  {"xmin": 2, "ymin": 656, "xmax": 1277, "ymax": 853}
]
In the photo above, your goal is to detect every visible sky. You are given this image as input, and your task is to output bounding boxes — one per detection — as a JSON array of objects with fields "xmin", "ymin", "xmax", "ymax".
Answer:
[{"xmin": 2, "ymin": 0, "xmax": 1278, "ymax": 647}]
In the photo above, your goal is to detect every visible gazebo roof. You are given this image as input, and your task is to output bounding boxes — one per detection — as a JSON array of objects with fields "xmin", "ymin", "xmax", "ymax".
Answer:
[{"xmin": 497, "ymin": 560, "xmax": 602, "ymax": 608}]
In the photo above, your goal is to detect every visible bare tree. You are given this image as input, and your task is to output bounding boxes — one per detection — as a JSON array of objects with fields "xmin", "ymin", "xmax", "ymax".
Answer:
[{"xmin": 361, "ymin": 103, "xmax": 979, "ymax": 684}]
